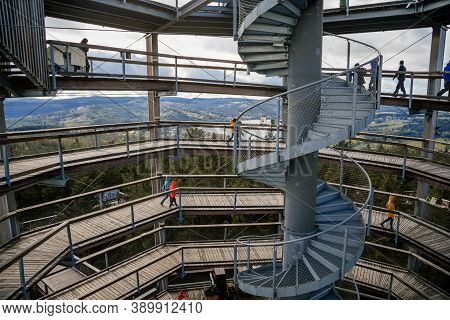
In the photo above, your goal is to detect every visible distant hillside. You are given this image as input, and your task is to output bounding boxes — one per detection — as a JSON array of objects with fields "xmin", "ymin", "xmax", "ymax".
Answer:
[
  {"xmin": 4, "ymin": 96, "xmax": 449, "ymax": 138},
  {"xmin": 4, "ymin": 96, "xmax": 276, "ymax": 129}
]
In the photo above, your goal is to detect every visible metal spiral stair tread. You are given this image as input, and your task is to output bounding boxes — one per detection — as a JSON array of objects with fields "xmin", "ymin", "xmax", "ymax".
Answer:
[
  {"xmin": 237, "ymin": 0, "xmax": 307, "ymax": 77},
  {"xmin": 236, "ymin": 181, "xmax": 365, "ymax": 298}
]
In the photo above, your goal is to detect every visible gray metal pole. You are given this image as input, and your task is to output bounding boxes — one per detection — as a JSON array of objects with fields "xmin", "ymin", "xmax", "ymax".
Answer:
[
  {"xmin": 395, "ymin": 214, "xmax": 400, "ymax": 246},
  {"xmin": 387, "ymin": 273, "xmax": 394, "ymax": 300},
  {"xmin": 341, "ymin": 228, "xmax": 348, "ymax": 279},
  {"xmin": 125, "ymin": 130, "xmax": 130, "ymax": 158},
  {"xmin": 408, "ymin": 73, "xmax": 414, "ymax": 109},
  {"xmin": 246, "ymin": 239, "xmax": 250, "ymax": 269},
  {"xmin": 276, "ymin": 97, "xmax": 281, "ymax": 157},
  {"xmin": 94, "ymin": 128, "xmax": 99, "ymax": 148},
  {"xmin": 176, "ymin": 125, "xmax": 180, "ymax": 158},
  {"xmin": 272, "ymin": 244, "xmax": 277, "ymax": 299},
  {"xmin": 248, "ymin": 136, "xmax": 252, "ymax": 160},
  {"xmin": 57, "ymin": 138, "xmax": 65, "ymax": 180},
  {"xmin": 402, "ymin": 145, "xmax": 408, "ymax": 180},
  {"xmin": 136, "ymin": 271, "xmax": 140, "ymax": 291},
  {"xmin": 104, "ymin": 252, "xmax": 109, "ymax": 269},
  {"xmin": 232, "ymin": 0, "xmax": 238, "ymax": 40},
  {"xmin": 67, "ymin": 224, "xmax": 75, "ymax": 266},
  {"xmin": 181, "ymin": 247, "xmax": 185, "ymax": 277},
  {"xmin": 233, "ymin": 244, "xmax": 238, "ymax": 287},
  {"xmin": 339, "ymin": 148, "xmax": 344, "ymax": 193},
  {"xmin": 232, "ymin": 122, "xmax": 238, "ymax": 173},
  {"xmin": 178, "ymin": 189, "xmax": 183, "ymax": 221},
  {"xmin": 2, "ymin": 145, "xmax": 10, "ymax": 187},
  {"xmin": 19, "ymin": 257, "xmax": 27, "ymax": 299},
  {"xmin": 366, "ymin": 188, "xmax": 374, "ymax": 236},
  {"xmin": 49, "ymin": 44, "xmax": 57, "ymax": 90},
  {"xmin": 346, "ymin": 40, "xmax": 351, "ymax": 82},
  {"xmin": 130, "ymin": 205, "xmax": 135, "ymax": 229},
  {"xmin": 351, "ymin": 72, "xmax": 358, "ymax": 136},
  {"xmin": 175, "ymin": 57, "xmax": 178, "ymax": 93},
  {"xmin": 121, "ymin": 52, "xmax": 126, "ymax": 81},
  {"xmin": 376, "ymin": 56, "xmax": 383, "ymax": 109},
  {"xmin": 64, "ymin": 46, "xmax": 69, "ymax": 71}
]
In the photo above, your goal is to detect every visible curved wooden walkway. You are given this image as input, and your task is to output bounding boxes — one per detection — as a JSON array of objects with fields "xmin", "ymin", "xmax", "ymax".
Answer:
[
  {"xmin": 0, "ymin": 192, "xmax": 447, "ymax": 299},
  {"xmin": 321, "ymin": 148, "xmax": 449, "ymax": 187},
  {"xmin": 0, "ymin": 192, "xmax": 280, "ymax": 299},
  {"xmin": 1, "ymin": 141, "xmax": 448, "ymax": 193},
  {"xmin": 351, "ymin": 259, "xmax": 448, "ymax": 300},
  {"xmin": 43, "ymin": 245, "xmax": 447, "ymax": 300},
  {"xmin": 362, "ymin": 209, "xmax": 450, "ymax": 262},
  {"xmin": 47, "ymin": 242, "xmax": 276, "ymax": 300}
]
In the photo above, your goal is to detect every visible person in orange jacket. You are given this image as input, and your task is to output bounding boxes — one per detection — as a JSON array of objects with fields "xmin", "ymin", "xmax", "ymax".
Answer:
[
  {"xmin": 169, "ymin": 180, "xmax": 178, "ymax": 207},
  {"xmin": 227, "ymin": 118, "xmax": 237, "ymax": 145},
  {"xmin": 380, "ymin": 195, "xmax": 396, "ymax": 229}
]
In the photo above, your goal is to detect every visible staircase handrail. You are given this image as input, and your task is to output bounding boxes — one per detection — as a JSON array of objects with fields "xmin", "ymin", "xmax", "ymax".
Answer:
[
  {"xmin": 235, "ymin": 33, "xmax": 381, "ymax": 122},
  {"xmin": 235, "ymin": 148, "xmax": 372, "ymax": 247}
]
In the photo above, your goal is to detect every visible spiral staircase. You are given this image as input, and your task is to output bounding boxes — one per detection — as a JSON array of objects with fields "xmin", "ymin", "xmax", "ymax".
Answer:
[{"xmin": 233, "ymin": 0, "xmax": 381, "ymax": 299}]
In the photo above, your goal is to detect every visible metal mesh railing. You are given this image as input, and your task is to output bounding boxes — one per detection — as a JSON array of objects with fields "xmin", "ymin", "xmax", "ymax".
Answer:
[
  {"xmin": 233, "ymin": 34, "xmax": 381, "ymax": 173},
  {"xmin": 237, "ymin": 0, "xmax": 264, "ymax": 30},
  {"xmin": 233, "ymin": 148, "xmax": 372, "ymax": 297}
]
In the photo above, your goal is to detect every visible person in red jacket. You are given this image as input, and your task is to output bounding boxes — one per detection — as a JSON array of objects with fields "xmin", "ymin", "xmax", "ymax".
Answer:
[{"xmin": 169, "ymin": 180, "xmax": 178, "ymax": 207}]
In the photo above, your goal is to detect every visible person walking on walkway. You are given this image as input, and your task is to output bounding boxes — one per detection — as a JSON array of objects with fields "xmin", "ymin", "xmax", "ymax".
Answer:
[
  {"xmin": 227, "ymin": 118, "xmax": 237, "ymax": 145},
  {"xmin": 380, "ymin": 195, "xmax": 396, "ymax": 229},
  {"xmin": 169, "ymin": 180, "xmax": 178, "ymax": 207},
  {"xmin": 160, "ymin": 176, "xmax": 171, "ymax": 206},
  {"xmin": 393, "ymin": 60, "xmax": 407, "ymax": 96},
  {"xmin": 437, "ymin": 60, "xmax": 450, "ymax": 100}
]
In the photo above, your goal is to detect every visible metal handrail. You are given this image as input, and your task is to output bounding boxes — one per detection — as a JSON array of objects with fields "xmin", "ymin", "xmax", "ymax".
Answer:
[
  {"xmin": 236, "ymin": 149, "xmax": 372, "ymax": 247},
  {"xmin": 235, "ymin": 33, "xmax": 381, "ymax": 121}
]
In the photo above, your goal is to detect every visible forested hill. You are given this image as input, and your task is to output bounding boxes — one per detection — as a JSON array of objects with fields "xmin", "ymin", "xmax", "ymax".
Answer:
[{"xmin": 4, "ymin": 95, "xmax": 449, "ymax": 138}]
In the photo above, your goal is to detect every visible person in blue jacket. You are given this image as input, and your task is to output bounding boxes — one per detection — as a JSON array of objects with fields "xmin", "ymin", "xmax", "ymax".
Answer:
[
  {"xmin": 437, "ymin": 60, "xmax": 450, "ymax": 99},
  {"xmin": 160, "ymin": 176, "xmax": 171, "ymax": 206}
]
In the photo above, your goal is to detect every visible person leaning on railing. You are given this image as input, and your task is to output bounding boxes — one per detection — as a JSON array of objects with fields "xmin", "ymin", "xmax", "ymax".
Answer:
[
  {"xmin": 350, "ymin": 63, "xmax": 367, "ymax": 92},
  {"xmin": 380, "ymin": 195, "xmax": 396, "ymax": 229},
  {"xmin": 80, "ymin": 38, "xmax": 90, "ymax": 77}
]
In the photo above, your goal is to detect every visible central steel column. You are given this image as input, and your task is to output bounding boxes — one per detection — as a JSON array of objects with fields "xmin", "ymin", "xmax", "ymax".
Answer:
[{"xmin": 283, "ymin": 0, "xmax": 323, "ymax": 270}]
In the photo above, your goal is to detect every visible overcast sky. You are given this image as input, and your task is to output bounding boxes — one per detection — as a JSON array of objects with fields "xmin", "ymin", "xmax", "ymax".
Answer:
[{"xmin": 39, "ymin": 1, "xmax": 448, "ymax": 100}]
